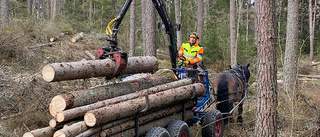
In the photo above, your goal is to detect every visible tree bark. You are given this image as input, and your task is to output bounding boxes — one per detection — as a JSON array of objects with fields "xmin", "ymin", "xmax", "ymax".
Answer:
[
  {"xmin": 129, "ymin": 0, "xmax": 136, "ymax": 57},
  {"xmin": 84, "ymin": 83, "xmax": 205, "ymax": 127},
  {"xmin": 75, "ymin": 127, "xmax": 101, "ymax": 137},
  {"xmin": 197, "ymin": 0, "xmax": 203, "ymax": 43},
  {"xmin": 230, "ymin": 0, "xmax": 237, "ymax": 67},
  {"xmin": 284, "ymin": 0, "xmax": 299, "ymax": 135},
  {"xmin": 100, "ymin": 101, "xmax": 194, "ymax": 136},
  {"xmin": 144, "ymin": 0, "xmax": 156, "ymax": 56},
  {"xmin": 71, "ymin": 32, "xmax": 84, "ymax": 43},
  {"xmin": 53, "ymin": 121, "xmax": 88, "ymax": 137},
  {"xmin": 50, "ymin": 69, "xmax": 177, "ymax": 116},
  {"xmin": 1, "ymin": 0, "xmax": 9, "ymax": 29},
  {"xmin": 23, "ymin": 126, "xmax": 56, "ymax": 137},
  {"xmin": 111, "ymin": 111, "xmax": 193, "ymax": 137},
  {"xmin": 56, "ymin": 79, "xmax": 192, "ymax": 122},
  {"xmin": 174, "ymin": 0, "xmax": 182, "ymax": 49},
  {"xmin": 255, "ymin": 0, "xmax": 278, "ymax": 136},
  {"xmin": 42, "ymin": 56, "xmax": 158, "ymax": 82}
]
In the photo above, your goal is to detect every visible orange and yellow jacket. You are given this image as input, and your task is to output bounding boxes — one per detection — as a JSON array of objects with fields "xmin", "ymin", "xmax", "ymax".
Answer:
[{"xmin": 178, "ymin": 41, "xmax": 203, "ymax": 68}]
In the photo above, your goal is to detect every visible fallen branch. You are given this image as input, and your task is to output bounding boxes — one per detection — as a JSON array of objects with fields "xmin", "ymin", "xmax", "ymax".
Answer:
[
  {"xmin": 84, "ymin": 50, "xmax": 95, "ymax": 60},
  {"xmin": 311, "ymin": 62, "xmax": 320, "ymax": 66}
]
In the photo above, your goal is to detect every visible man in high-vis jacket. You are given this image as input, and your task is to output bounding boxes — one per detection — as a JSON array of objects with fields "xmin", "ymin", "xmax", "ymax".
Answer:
[{"xmin": 177, "ymin": 32, "xmax": 203, "ymax": 69}]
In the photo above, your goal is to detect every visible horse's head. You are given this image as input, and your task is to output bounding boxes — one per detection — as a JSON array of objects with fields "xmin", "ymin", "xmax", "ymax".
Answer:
[{"xmin": 231, "ymin": 63, "xmax": 250, "ymax": 83}]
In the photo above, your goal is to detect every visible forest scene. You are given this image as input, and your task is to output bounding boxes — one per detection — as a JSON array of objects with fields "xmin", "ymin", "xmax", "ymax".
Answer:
[{"xmin": 0, "ymin": 0, "xmax": 320, "ymax": 137}]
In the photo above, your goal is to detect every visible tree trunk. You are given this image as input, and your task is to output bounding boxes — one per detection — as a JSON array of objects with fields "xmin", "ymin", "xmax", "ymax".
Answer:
[
  {"xmin": 197, "ymin": 0, "xmax": 203, "ymax": 43},
  {"xmin": 284, "ymin": 0, "xmax": 299, "ymax": 135},
  {"xmin": 308, "ymin": 0, "xmax": 315, "ymax": 61},
  {"xmin": 230, "ymin": 0, "xmax": 237, "ymax": 67},
  {"xmin": 246, "ymin": 0, "xmax": 251, "ymax": 42},
  {"xmin": 56, "ymin": 79, "xmax": 192, "ymax": 122},
  {"xmin": 53, "ymin": 121, "xmax": 88, "ymax": 137},
  {"xmin": 51, "ymin": 0, "xmax": 56, "ymax": 19},
  {"xmin": 255, "ymin": 0, "xmax": 278, "ymax": 136},
  {"xmin": 141, "ymin": 0, "xmax": 146, "ymax": 52},
  {"xmin": 50, "ymin": 69, "xmax": 178, "ymax": 116},
  {"xmin": 1, "ymin": 0, "xmax": 9, "ymax": 29},
  {"xmin": 42, "ymin": 56, "xmax": 158, "ymax": 82},
  {"xmin": 84, "ymin": 83, "xmax": 205, "ymax": 127},
  {"xmin": 144, "ymin": 0, "xmax": 156, "ymax": 56},
  {"xmin": 111, "ymin": 111, "xmax": 193, "ymax": 137},
  {"xmin": 23, "ymin": 126, "xmax": 56, "ymax": 137},
  {"xmin": 100, "ymin": 101, "xmax": 194, "ymax": 136},
  {"xmin": 129, "ymin": 0, "xmax": 136, "ymax": 57},
  {"xmin": 174, "ymin": 0, "xmax": 182, "ymax": 49}
]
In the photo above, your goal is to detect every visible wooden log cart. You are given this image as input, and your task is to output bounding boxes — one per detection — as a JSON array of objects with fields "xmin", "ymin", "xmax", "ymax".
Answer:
[{"xmin": 24, "ymin": 0, "xmax": 225, "ymax": 137}]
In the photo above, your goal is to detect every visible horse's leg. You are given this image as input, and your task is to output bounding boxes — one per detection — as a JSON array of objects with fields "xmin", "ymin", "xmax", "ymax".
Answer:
[{"xmin": 237, "ymin": 102, "xmax": 243, "ymax": 123}]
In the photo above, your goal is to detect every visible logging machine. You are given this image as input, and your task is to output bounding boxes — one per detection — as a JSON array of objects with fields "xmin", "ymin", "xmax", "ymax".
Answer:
[{"xmin": 96, "ymin": 0, "xmax": 224, "ymax": 136}]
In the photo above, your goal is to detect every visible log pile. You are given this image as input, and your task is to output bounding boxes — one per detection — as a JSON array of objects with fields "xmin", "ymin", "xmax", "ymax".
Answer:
[{"xmin": 24, "ymin": 57, "xmax": 203, "ymax": 137}]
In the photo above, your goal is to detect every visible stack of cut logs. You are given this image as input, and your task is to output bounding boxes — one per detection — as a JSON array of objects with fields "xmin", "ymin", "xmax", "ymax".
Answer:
[{"xmin": 23, "ymin": 56, "xmax": 205, "ymax": 137}]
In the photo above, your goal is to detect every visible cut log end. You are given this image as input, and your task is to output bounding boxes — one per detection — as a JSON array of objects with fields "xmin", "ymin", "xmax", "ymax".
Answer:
[
  {"xmin": 49, "ymin": 102, "xmax": 58, "ymax": 117},
  {"xmin": 49, "ymin": 119, "xmax": 57, "ymax": 128},
  {"xmin": 51, "ymin": 95, "xmax": 68, "ymax": 114},
  {"xmin": 53, "ymin": 130, "xmax": 66, "ymax": 137},
  {"xmin": 99, "ymin": 131, "xmax": 107, "ymax": 137},
  {"xmin": 23, "ymin": 132, "xmax": 34, "ymax": 137},
  {"xmin": 84, "ymin": 112, "xmax": 97, "ymax": 127},
  {"xmin": 42, "ymin": 65, "xmax": 55, "ymax": 82},
  {"xmin": 56, "ymin": 112, "xmax": 65, "ymax": 122}
]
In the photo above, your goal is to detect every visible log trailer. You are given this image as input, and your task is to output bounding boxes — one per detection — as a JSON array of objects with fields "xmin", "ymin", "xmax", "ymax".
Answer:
[{"xmin": 96, "ymin": 0, "xmax": 224, "ymax": 137}]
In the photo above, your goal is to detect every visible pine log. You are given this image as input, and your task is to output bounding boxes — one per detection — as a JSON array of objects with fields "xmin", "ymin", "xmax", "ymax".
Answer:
[
  {"xmin": 28, "ymin": 43, "xmax": 54, "ymax": 49},
  {"xmin": 100, "ymin": 101, "xmax": 194, "ymax": 136},
  {"xmin": 71, "ymin": 32, "xmax": 84, "ymax": 43},
  {"xmin": 56, "ymin": 78, "xmax": 192, "ymax": 122},
  {"xmin": 312, "ymin": 62, "xmax": 320, "ymax": 66},
  {"xmin": 42, "ymin": 56, "xmax": 158, "ymax": 82},
  {"xmin": 50, "ymin": 33, "xmax": 65, "ymax": 42},
  {"xmin": 53, "ymin": 121, "xmax": 88, "ymax": 137},
  {"xmin": 84, "ymin": 50, "xmax": 95, "ymax": 60},
  {"xmin": 110, "ymin": 111, "xmax": 193, "ymax": 137},
  {"xmin": 75, "ymin": 127, "xmax": 102, "ymax": 137},
  {"xmin": 50, "ymin": 69, "xmax": 177, "ymax": 117},
  {"xmin": 84, "ymin": 83, "xmax": 205, "ymax": 127},
  {"xmin": 298, "ymin": 74, "xmax": 320, "ymax": 79},
  {"xmin": 23, "ymin": 126, "xmax": 56, "ymax": 137}
]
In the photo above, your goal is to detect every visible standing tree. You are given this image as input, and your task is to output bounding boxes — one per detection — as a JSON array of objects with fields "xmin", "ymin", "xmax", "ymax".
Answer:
[
  {"xmin": 308, "ymin": 0, "xmax": 316, "ymax": 61},
  {"xmin": 284, "ymin": 0, "xmax": 299, "ymax": 136},
  {"xmin": 129, "ymin": 0, "xmax": 136, "ymax": 56},
  {"xmin": 255, "ymin": 0, "xmax": 278, "ymax": 136},
  {"xmin": 141, "ymin": 0, "xmax": 146, "ymax": 55},
  {"xmin": 1, "ymin": 0, "xmax": 9, "ymax": 30},
  {"xmin": 144, "ymin": 0, "xmax": 156, "ymax": 56},
  {"xmin": 230, "ymin": 0, "xmax": 237, "ymax": 67},
  {"xmin": 197, "ymin": 0, "xmax": 203, "ymax": 43},
  {"xmin": 174, "ymin": 0, "xmax": 182, "ymax": 48}
]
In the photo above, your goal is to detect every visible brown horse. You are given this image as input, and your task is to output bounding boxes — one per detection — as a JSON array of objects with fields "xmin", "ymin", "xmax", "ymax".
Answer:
[{"xmin": 212, "ymin": 64, "xmax": 250, "ymax": 123}]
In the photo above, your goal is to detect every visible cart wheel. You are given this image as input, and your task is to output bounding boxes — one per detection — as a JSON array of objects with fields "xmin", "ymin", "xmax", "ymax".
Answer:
[
  {"xmin": 145, "ymin": 127, "xmax": 170, "ymax": 137},
  {"xmin": 167, "ymin": 120, "xmax": 190, "ymax": 137},
  {"xmin": 202, "ymin": 109, "xmax": 224, "ymax": 137}
]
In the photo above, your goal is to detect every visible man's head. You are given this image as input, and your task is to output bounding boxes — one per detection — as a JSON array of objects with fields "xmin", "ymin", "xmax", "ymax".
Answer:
[{"xmin": 188, "ymin": 32, "xmax": 199, "ymax": 44}]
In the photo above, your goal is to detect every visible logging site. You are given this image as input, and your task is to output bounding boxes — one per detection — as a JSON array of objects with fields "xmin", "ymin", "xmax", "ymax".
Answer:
[{"xmin": 1, "ymin": 0, "xmax": 320, "ymax": 137}]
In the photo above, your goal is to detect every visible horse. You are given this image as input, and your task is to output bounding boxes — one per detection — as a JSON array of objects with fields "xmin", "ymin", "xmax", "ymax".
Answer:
[{"xmin": 212, "ymin": 63, "xmax": 250, "ymax": 123}]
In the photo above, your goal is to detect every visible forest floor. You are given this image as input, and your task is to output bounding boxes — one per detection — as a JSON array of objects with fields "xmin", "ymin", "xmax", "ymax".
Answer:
[{"xmin": 0, "ymin": 24, "xmax": 320, "ymax": 137}]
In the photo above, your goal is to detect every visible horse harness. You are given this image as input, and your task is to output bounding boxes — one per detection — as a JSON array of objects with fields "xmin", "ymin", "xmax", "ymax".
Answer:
[{"xmin": 228, "ymin": 68, "xmax": 248, "ymax": 95}]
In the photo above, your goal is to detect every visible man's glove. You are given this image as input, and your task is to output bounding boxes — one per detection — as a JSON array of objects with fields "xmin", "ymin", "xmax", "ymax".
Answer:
[
  {"xmin": 185, "ymin": 61, "xmax": 190, "ymax": 65},
  {"xmin": 177, "ymin": 60, "xmax": 183, "ymax": 66}
]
